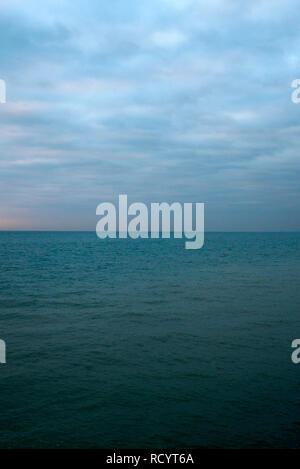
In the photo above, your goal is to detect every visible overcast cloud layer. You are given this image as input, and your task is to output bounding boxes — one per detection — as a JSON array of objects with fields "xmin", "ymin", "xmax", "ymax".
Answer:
[{"xmin": 0, "ymin": 0, "xmax": 300, "ymax": 230}]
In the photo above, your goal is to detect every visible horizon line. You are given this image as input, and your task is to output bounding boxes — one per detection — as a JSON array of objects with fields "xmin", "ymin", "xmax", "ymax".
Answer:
[{"xmin": 0, "ymin": 230, "xmax": 299, "ymax": 233}]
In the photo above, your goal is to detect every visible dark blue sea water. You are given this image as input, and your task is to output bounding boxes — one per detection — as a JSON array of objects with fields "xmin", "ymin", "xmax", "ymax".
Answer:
[{"xmin": 0, "ymin": 232, "xmax": 300, "ymax": 448}]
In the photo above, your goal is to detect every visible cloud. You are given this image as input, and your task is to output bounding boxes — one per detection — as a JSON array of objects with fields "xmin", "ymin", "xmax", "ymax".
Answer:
[
  {"xmin": 151, "ymin": 30, "xmax": 187, "ymax": 48},
  {"xmin": 0, "ymin": 0, "xmax": 300, "ymax": 230}
]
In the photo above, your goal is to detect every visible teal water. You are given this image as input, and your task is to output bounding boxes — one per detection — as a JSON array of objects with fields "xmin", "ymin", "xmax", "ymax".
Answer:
[{"xmin": 0, "ymin": 232, "xmax": 300, "ymax": 448}]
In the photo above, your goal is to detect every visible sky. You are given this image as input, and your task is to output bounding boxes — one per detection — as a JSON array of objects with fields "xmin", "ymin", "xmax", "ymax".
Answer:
[{"xmin": 0, "ymin": 0, "xmax": 300, "ymax": 231}]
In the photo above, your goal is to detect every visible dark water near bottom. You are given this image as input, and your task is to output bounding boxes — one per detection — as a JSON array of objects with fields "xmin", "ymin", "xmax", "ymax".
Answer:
[{"xmin": 0, "ymin": 232, "xmax": 300, "ymax": 448}]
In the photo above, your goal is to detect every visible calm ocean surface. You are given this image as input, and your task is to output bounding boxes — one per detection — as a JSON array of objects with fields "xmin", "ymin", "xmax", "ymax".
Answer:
[{"xmin": 0, "ymin": 232, "xmax": 300, "ymax": 448}]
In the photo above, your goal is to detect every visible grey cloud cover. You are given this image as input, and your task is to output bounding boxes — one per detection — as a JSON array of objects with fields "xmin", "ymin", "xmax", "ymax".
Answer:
[{"xmin": 0, "ymin": 0, "xmax": 300, "ymax": 230}]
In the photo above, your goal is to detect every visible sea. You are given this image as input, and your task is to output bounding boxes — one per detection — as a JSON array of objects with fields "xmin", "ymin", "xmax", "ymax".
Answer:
[{"xmin": 0, "ymin": 231, "xmax": 299, "ymax": 448}]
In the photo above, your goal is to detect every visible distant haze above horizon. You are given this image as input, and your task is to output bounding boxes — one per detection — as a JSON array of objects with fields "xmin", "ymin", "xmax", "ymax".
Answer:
[{"xmin": 1, "ymin": 0, "xmax": 300, "ymax": 231}]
